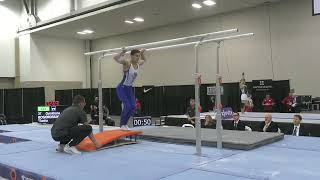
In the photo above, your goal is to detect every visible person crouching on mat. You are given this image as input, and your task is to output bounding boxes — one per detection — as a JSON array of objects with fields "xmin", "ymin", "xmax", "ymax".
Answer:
[
  {"xmin": 51, "ymin": 95, "xmax": 102, "ymax": 154},
  {"xmin": 114, "ymin": 48, "xmax": 146, "ymax": 130}
]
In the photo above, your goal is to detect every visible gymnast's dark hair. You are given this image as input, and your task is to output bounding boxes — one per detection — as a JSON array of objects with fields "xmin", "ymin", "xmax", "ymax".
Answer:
[{"xmin": 131, "ymin": 49, "xmax": 140, "ymax": 56}]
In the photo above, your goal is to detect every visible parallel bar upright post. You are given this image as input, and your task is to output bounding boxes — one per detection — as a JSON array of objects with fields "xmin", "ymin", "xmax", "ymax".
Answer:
[
  {"xmin": 194, "ymin": 42, "xmax": 202, "ymax": 156},
  {"xmin": 215, "ymin": 42, "xmax": 223, "ymax": 149},
  {"xmin": 98, "ymin": 55, "xmax": 104, "ymax": 132}
]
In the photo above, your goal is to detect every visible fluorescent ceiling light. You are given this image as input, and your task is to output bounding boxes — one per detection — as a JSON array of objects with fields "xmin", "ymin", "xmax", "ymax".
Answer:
[
  {"xmin": 192, "ymin": 3, "xmax": 202, "ymax": 9},
  {"xmin": 77, "ymin": 31, "xmax": 86, "ymax": 35},
  {"xmin": 0, "ymin": 0, "xmax": 5, "ymax": 2},
  {"xmin": 82, "ymin": 29, "xmax": 94, "ymax": 34},
  {"xmin": 77, "ymin": 29, "xmax": 94, "ymax": 35},
  {"xmin": 133, "ymin": 17, "xmax": 144, "ymax": 22},
  {"xmin": 203, "ymin": 0, "xmax": 216, "ymax": 6},
  {"xmin": 125, "ymin": 20, "xmax": 134, "ymax": 24}
]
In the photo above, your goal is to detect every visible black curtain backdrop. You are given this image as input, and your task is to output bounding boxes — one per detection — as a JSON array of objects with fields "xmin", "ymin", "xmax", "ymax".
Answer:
[
  {"xmin": 55, "ymin": 89, "xmax": 73, "ymax": 106},
  {"xmin": 200, "ymin": 84, "xmax": 215, "ymax": 112},
  {"xmin": 102, "ymin": 88, "xmax": 112, "ymax": 112},
  {"xmin": 23, "ymin": 87, "xmax": 45, "ymax": 123},
  {"xmin": 135, "ymin": 86, "xmax": 164, "ymax": 116},
  {"xmin": 163, "ymin": 85, "xmax": 195, "ymax": 115},
  {"xmin": 109, "ymin": 88, "xmax": 122, "ymax": 115},
  {"xmin": 72, "ymin": 89, "xmax": 92, "ymax": 113},
  {"xmin": 4, "ymin": 89, "xmax": 22, "ymax": 124},
  {"xmin": 271, "ymin": 80, "xmax": 291, "ymax": 112},
  {"xmin": 55, "ymin": 88, "xmax": 119, "ymax": 115},
  {"xmin": 90, "ymin": 88, "xmax": 99, "ymax": 102},
  {"xmin": 54, "ymin": 80, "xmax": 290, "ymax": 116},
  {"xmin": 2, "ymin": 88, "xmax": 45, "ymax": 124},
  {"xmin": 247, "ymin": 80, "xmax": 290, "ymax": 112},
  {"xmin": 222, "ymin": 83, "xmax": 242, "ymax": 112},
  {"xmin": 200, "ymin": 83, "xmax": 242, "ymax": 112}
]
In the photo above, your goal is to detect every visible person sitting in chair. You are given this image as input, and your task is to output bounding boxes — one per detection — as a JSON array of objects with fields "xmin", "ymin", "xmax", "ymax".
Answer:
[
  {"xmin": 286, "ymin": 115, "xmax": 308, "ymax": 136},
  {"xmin": 185, "ymin": 98, "xmax": 202, "ymax": 125},
  {"xmin": 0, "ymin": 114, "xmax": 6, "ymax": 125},
  {"xmin": 90, "ymin": 96, "xmax": 114, "ymax": 126},
  {"xmin": 223, "ymin": 112, "xmax": 246, "ymax": 131},
  {"xmin": 90, "ymin": 96, "xmax": 99, "ymax": 124},
  {"xmin": 282, "ymin": 91, "xmax": 299, "ymax": 113},
  {"xmin": 103, "ymin": 105, "xmax": 115, "ymax": 126},
  {"xmin": 259, "ymin": 113, "xmax": 279, "ymax": 133}
]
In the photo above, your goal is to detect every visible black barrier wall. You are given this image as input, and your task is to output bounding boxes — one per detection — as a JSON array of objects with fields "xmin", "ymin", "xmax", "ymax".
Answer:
[
  {"xmin": 0, "ymin": 87, "xmax": 45, "ymax": 124},
  {"xmin": 55, "ymin": 80, "xmax": 290, "ymax": 116}
]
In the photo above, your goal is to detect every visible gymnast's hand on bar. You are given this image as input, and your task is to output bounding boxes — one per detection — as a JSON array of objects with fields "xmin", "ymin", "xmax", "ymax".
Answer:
[
  {"xmin": 121, "ymin": 47, "xmax": 127, "ymax": 53},
  {"xmin": 140, "ymin": 49, "xmax": 146, "ymax": 54},
  {"xmin": 139, "ymin": 49, "xmax": 146, "ymax": 65}
]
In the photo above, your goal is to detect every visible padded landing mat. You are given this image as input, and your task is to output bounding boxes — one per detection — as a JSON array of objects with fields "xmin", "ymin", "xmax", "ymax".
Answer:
[
  {"xmin": 0, "ymin": 125, "xmax": 44, "ymax": 132},
  {"xmin": 139, "ymin": 127, "xmax": 284, "ymax": 150},
  {"xmin": 77, "ymin": 129, "xmax": 142, "ymax": 151}
]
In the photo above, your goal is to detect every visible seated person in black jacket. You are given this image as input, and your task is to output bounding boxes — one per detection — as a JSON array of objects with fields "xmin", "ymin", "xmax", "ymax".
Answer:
[
  {"xmin": 103, "ymin": 105, "xmax": 115, "ymax": 126},
  {"xmin": 90, "ymin": 97, "xmax": 115, "ymax": 126},
  {"xmin": 286, "ymin": 114, "xmax": 308, "ymax": 136},
  {"xmin": 223, "ymin": 112, "xmax": 246, "ymax": 131},
  {"xmin": 259, "ymin": 113, "xmax": 279, "ymax": 132},
  {"xmin": 185, "ymin": 98, "xmax": 202, "ymax": 125},
  {"xmin": 90, "ymin": 97, "xmax": 99, "ymax": 124},
  {"xmin": 0, "ymin": 114, "xmax": 6, "ymax": 125}
]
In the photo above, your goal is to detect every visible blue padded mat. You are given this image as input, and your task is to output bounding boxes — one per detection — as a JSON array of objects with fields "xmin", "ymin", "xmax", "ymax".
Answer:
[
  {"xmin": 199, "ymin": 146, "xmax": 320, "ymax": 180},
  {"xmin": 0, "ymin": 125, "xmax": 45, "ymax": 132},
  {"xmin": 0, "ymin": 142, "xmax": 238, "ymax": 180},
  {"xmin": 270, "ymin": 135, "xmax": 320, "ymax": 152},
  {"xmin": 161, "ymin": 169, "xmax": 254, "ymax": 180}
]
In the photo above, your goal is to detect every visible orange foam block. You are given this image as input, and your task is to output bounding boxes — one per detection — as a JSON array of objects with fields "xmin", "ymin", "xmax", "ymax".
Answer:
[{"xmin": 76, "ymin": 129, "xmax": 142, "ymax": 151}]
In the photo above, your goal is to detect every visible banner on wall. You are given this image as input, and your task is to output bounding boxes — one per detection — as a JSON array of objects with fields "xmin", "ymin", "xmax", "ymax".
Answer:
[
  {"xmin": 252, "ymin": 80, "xmax": 273, "ymax": 92},
  {"xmin": 142, "ymin": 86, "xmax": 155, "ymax": 94},
  {"xmin": 207, "ymin": 86, "xmax": 224, "ymax": 95}
]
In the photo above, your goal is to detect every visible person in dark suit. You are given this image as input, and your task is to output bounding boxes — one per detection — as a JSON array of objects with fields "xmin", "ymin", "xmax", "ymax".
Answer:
[
  {"xmin": 286, "ymin": 115, "xmax": 308, "ymax": 136},
  {"xmin": 223, "ymin": 112, "xmax": 246, "ymax": 131},
  {"xmin": 259, "ymin": 113, "xmax": 279, "ymax": 133},
  {"xmin": 185, "ymin": 98, "xmax": 202, "ymax": 125}
]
